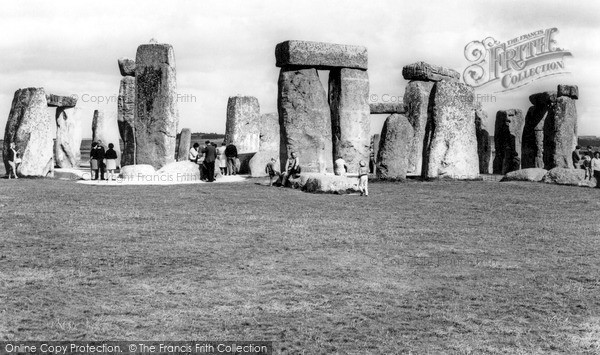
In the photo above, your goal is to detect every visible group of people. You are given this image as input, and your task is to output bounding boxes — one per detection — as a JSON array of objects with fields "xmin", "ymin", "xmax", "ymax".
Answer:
[
  {"xmin": 189, "ymin": 141, "xmax": 239, "ymax": 182},
  {"xmin": 572, "ymin": 145, "xmax": 600, "ymax": 187},
  {"xmin": 90, "ymin": 140, "xmax": 119, "ymax": 181}
]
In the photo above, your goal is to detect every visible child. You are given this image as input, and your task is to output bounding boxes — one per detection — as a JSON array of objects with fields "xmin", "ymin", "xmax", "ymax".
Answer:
[
  {"xmin": 358, "ymin": 160, "xmax": 369, "ymax": 196},
  {"xmin": 583, "ymin": 154, "xmax": 592, "ymax": 180},
  {"xmin": 265, "ymin": 157, "xmax": 280, "ymax": 186}
]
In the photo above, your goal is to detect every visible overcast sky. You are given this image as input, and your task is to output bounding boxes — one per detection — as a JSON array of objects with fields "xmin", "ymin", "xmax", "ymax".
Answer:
[{"xmin": 1, "ymin": 0, "xmax": 599, "ymax": 138}]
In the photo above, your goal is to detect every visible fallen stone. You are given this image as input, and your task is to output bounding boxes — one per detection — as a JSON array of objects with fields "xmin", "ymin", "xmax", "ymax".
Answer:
[
  {"xmin": 53, "ymin": 168, "xmax": 91, "ymax": 181},
  {"xmin": 543, "ymin": 96, "xmax": 577, "ymax": 169},
  {"xmin": 369, "ymin": 102, "xmax": 407, "ymax": 114},
  {"xmin": 135, "ymin": 43, "xmax": 179, "ymax": 169},
  {"xmin": 176, "ymin": 128, "xmax": 192, "ymax": 162},
  {"xmin": 3, "ymin": 88, "xmax": 54, "ymax": 177},
  {"xmin": 54, "ymin": 107, "xmax": 82, "ymax": 169},
  {"xmin": 475, "ymin": 103, "xmax": 491, "ymax": 174},
  {"xmin": 493, "ymin": 109, "xmax": 524, "ymax": 175},
  {"xmin": 92, "ymin": 110, "xmax": 121, "ymax": 167},
  {"xmin": 248, "ymin": 112, "xmax": 280, "ymax": 177},
  {"xmin": 376, "ymin": 114, "xmax": 413, "ymax": 181},
  {"xmin": 278, "ymin": 67, "xmax": 333, "ymax": 173},
  {"xmin": 156, "ymin": 161, "xmax": 201, "ymax": 182},
  {"xmin": 542, "ymin": 167, "xmax": 596, "ymax": 187},
  {"xmin": 120, "ymin": 164, "xmax": 158, "ymax": 182},
  {"xmin": 225, "ymin": 96, "xmax": 260, "ymax": 154},
  {"xmin": 46, "ymin": 94, "xmax": 77, "ymax": 108},
  {"xmin": 422, "ymin": 81, "xmax": 479, "ymax": 180},
  {"xmin": 500, "ymin": 168, "xmax": 548, "ymax": 182},
  {"xmin": 329, "ymin": 68, "xmax": 370, "ymax": 173},
  {"xmin": 404, "ymin": 81, "xmax": 435, "ymax": 174},
  {"xmin": 118, "ymin": 75, "xmax": 136, "ymax": 166},
  {"xmin": 288, "ymin": 172, "xmax": 360, "ymax": 194},
  {"xmin": 118, "ymin": 57, "xmax": 136, "ymax": 76},
  {"xmin": 402, "ymin": 61, "xmax": 460, "ymax": 82},
  {"xmin": 275, "ymin": 40, "xmax": 368, "ymax": 70},
  {"xmin": 557, "ymin": 84, "xmax": 579, "ymax": 100}
]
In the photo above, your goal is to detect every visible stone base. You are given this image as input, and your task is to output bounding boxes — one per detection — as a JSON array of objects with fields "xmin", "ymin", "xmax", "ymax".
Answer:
[
  {"xmin": 542, "ymin": 168, "xmax": 596, "ymax": 187},
  {"xmin": 286, "ymin": 173, "xmax": 360, "ymax": 194}
]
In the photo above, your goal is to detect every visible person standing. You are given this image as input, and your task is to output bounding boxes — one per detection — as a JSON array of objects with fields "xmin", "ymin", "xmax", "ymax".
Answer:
[
  {"xmin": 6, "ymin": 142, "xmax": 20, "ymax": 179},
  {"xmin": 334, "ymin": 156, "xmax": 348, "ymax": 176},
  {"xmin": 217, "ymin": 142, "xmax": 227, "ymax": 175},
  {"xmin": 90, "ymin": 142, "xmax": 99, "ymax": 180},
  {"xmin": 358, "ymin": 160, "xmax": 369, "ymax": 196},
  {"xmin": 591, "ymin": 152, "xmax": 600, "ymax": 188},
  {"xmin": 225, "ymin": 143, "xmax": 238, "ymax": 175},
  {"xmin": 201, "ymin": 140, "xmax": 217, "ymax": 182},
  {"xmin": 281, "ymin": 152, "xmax": 300, "ymax": 187},
  {"xmin": 95, "ymin": 141, "xmax": 106, "ymax": 180},
  {"xmin": 265, "ymin": 157, "xmax": 280, "ymax": 186},
  {"xmin": 572, "ymin": 145, "xmax": 582, "ymax": 169},
  {"xmin": 105, "ymin": 143, "xmax": 118, "ymax": 181}
]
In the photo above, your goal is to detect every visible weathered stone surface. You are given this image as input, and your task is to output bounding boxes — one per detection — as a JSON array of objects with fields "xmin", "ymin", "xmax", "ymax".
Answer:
[
  {"xmin": 371, "ymin": 134, "xmax": 380, "ymax": 161},
  {"xmin": 278, "ymin": 67, "xmax": 333, "ymax": 173},
  {"xmin": 557, "ymin": 84, "xmax": 579, "ymax": 100},
  {"xmin": 157, "ymin": 161, "xmax": 201, "ymax": 182},
  {"xmin": 3, "ymin": 88, "xmax": 54, "ymax": 177},
  {"xmin": 134, "ymin": 43, "xmax": 179, "ymax": 169},
  {"xmin": 275, "ymin": 40, "xmax": 368, "ymax": 70},
  {"xmin": 92, "ymin": 110, "xmax": 121, "ymax": 167},
  {"xmin": 423, "ymin": 81, "xmax": 479, "ymax": 180},
  {"xmin": 118, "ymin": 76, "xmax": 136, "ymax": 166},
  {"xmin": 493, "ymin": 109, "xmax": 524, "ymax": 175},
  {"xmin": 522, "ymin": 91, "xmax": 555, "ymax": 169},
  {"xmin": 120, "ymin": 164, "xmax": 158, "ymax": 182},
  {"xmin": 500, "ymin": 168, "xmax": 548, "ymax": 182},
  {"xmin": 249, "ymin": 112, "xmax": 280, "ymax": 177},
  {"xmin": 118, "ymin": 57, "xmax": 136, "ymax": 77},
  {"xmin": 542, "ymin": 167, "xmax": 595, "ymax": 187},
  {"xmin": 376, "ymin": 114, "xmax": 413, "ymax": 181},
  {"xmin": 287, "ymin": 172, "xmax": 360, "ymax": 194},
  {"xmin": 176, "ymin": 128, "xmax": 191, "ymax": 162},
  {"xmin": 329, "ymin": 68, "xmax": 370, "ymax": 173},
  {"xmin": 225, "ymin": 96, "xmax": 260, "ymax": 154},
  {"xmin": 46, "ymin": 93, "xmax": 77, "ymax": 108},
  {"xmin": 369, "ymin": 102, "xmax": 407, "ymax": 114},
  {"xmin": 543, "ymin": 96, "xmax": 577, "ymax": 169},
  {"xmin": 54, "ymin": 107, "xmax": 82, "ymax": 168},
  {"xmin": 402, "ymin": 62, "xmax": 460, "ymax": 82},
  {"xmin": 475, "ymin": 103, "xmax": 491, "ymax": 174},
  {"xmin": 404, "ymin": 81, "xmax": 435, "ymax": 174}
]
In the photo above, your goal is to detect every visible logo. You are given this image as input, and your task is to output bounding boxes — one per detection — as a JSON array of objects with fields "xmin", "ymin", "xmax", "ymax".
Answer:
[{"xmin": 463, "ymin": 28, "xmax": 572, "ymax": 92}]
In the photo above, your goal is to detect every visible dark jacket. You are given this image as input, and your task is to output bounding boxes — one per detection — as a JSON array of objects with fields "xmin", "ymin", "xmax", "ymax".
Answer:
[
  {"xmin": 225, "ymin": 144, "xmax": 238, "ymax": 158},
  {"xmin": 91, "ymin": 146, "xmax": 106, "ymax": 160},
  {"xmin": 105, "ymin": 148, "xmax": 118, "ymax": 160},
  {"xmin": 202, "ymin": 145, "xmax": 217, "ymax": 163},
  {"xmin": 6, "ymin": 148, "xmax": 15, "ymax": 162}
]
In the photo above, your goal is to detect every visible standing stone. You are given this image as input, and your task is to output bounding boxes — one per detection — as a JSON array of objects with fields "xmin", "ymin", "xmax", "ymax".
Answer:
[
  {"xmin": 422, "ymin": 81, "xmax": 479, "ymax": 180},
  {"xmin": 176, "ymin": 128, "xmax": 191, "ymax": 162},
  {"xmin": 134, "ymin": 43, "xmax": 179, "ymax": 169},
  {"xmin": 328, "ymin": 68, "xmax": 370, "ymax": 173},
  {"xmin": 522, "ymin": 92, "xmax": 555, "ymax": 169},
  {"xmin": 493, "ymin": 109, "xmax": 524, "ymax": 175},
  {"xmin": 118, "ymin": 75, "xmax": 136, "ymax": 166},
  {"xmin": 475, "ymin": 103, "xmax": 491, "ymax": 174},
  {"xmin": 275, "ymin": 40, "xmax": 368, "ymax": 70},
  {"xmin": 544, "ymin": 96, "xmax": 578, "ymax": 169},
  {"xmin": 278, "ymin": 67, "xmax": 333, "ymax": 173},
  {"xmin": 376, "ymin": 114, "xmax": 413, "ymax": 181},
  {"xmin": 225, "ymin": 96, "xmax": 260, "ymax": 153},
  {"xmin": 55, "ymin": 107, "xmax": 82, "ymax": 168},
  {"xmin": 403, "ymin": 81, "xmax": 435, "ymax": 174},
  {"xmin": 92, "ymin": 110, "xmax": 121, "ymax": 167},
  {"xmin": 249, "ymin": 112, "xmax": 280, "ymax": 177},
  {"xmin": 3, "ymin": 88, "xmax": 54, "ymax": 177}
]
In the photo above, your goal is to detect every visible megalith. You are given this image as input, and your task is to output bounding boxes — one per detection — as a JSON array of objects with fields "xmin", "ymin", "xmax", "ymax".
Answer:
[
  {"xmin": 134, "ymin": 43, "xmax": 179, "ymax": 169},
  {"xmin": 46, "ymin": 94, "xmax": 77, "ymax": 108},
  {"xmin": 493, "ymin": 109, "xmax": 524, "ymax": 175},
  {"xmin": 225, "ymin": 96, "xmax": 260, "ymax": 153},
  {"xmin": 249, "ymin": 112, "xmax": 280, "ymax": 177},
  {"xmin": 328, "ymin": 68, "xmax": 370, "ymax": 173},
  {"xmin": 276, "ymin": 40, "xmax": 367, "ymax": 70},
  {"xmin": 92, "ymin": 110, "xmax": 121, "ymax": 166},
  {"xmin": 118, "ymin": 57, "xmax": 136, "ymax": 77},
  {"xmin": 369, "ymin": 102, "xmax": 407, "ymax": 114},
  {"xmin": 403, "ymin": 81, "xmax": 435, "ymax": 174},
  {"xmin": 118, "ymin": 75, "xmax": 136, "ymax": 166},
  {"xmin": 402, "ymin": 62, "xmax": 460, "ymax": 82},
  {"xmin": 55, "ymin": 107, "xmax": 82, "ymax": 168},
  {"xmin": 522, "ymin": 92, "xmax": 555, "ymax": 169},
  {"xmin": 176, "ymin": 128, "xmax": 192, "ymax": 162},
  {"xmin": 543, "ymin": 87, "xmax": 578, "ymax": 169},
  {"xmin": 475, "ymin": 103, "xmax": 491, "ymax": 174},
  {"xmin": 376, "ymin": 114, "xmax": 413, "ymax": 181},
  {"xmin": 3, "ymin": 88, "xmax": 54, "ymax": 177},
  {"xmin": 422, "ymin": 81, "xmax": 478, "ymax": 180},
  {"xmin": 278, "ymin": 67, "xmax": 333, "ymax": 173}
]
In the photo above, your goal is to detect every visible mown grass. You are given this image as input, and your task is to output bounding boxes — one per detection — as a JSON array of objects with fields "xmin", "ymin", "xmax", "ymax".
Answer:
[{"xmin": 0, "ymin": 178, "xmax": 599, "ymax": 354}]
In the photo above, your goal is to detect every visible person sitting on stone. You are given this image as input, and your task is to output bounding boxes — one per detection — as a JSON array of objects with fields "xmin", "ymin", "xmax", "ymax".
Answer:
[
  {"xmin": 189, "ymin": 143, "xmax": 200, "ymax": 163},
  {"xmin": 265, "ymin": 157, "xmax": 280, "ymax": 186},
  {"xmin": 358, "ymin": 160, "xmax": 369, "ymax": 196},
  {"xmin": 225, "ymin": 143, "xmax": 238, "ymax": 175},
  {"xmin": 105, "ymin": 143, "xmax": 118, "ymax": 181},
  {"xmin": 6, "ymin": 142, "xmax": 20, "ymax": 179},
  {"xmin": 281, "ymin": 152, "xmax": 300, "ymax": 187},
  {"xmin": 572, "ymin": 145, "xmax": 582, "ymax": 169},
  {"xmin": 334, "ymin": 156, "xmax": 348, "ymax": 176}
]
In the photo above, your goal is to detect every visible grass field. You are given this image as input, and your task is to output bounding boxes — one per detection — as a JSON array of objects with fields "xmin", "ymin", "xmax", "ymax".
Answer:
[{"xmin": 1, "ymin": 178, "xmax": 600, "ymax": 354}]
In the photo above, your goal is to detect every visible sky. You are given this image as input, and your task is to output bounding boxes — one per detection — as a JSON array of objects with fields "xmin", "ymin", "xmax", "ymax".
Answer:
[{"xmin": 1, "ymin": 0, "xmax": 599, "ymax": 139}]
